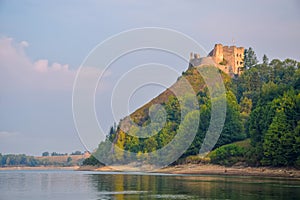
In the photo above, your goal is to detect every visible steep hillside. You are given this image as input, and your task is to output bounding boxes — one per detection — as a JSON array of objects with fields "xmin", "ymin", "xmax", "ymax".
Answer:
[
  {"xmin": 93, "ymin": 58, "xmax": 245, "ymax": 167},
  {"xmin": 128, "ymin": 64, "xmax": 229, "ymax": 125},
  {"xmin": 86, "ymin": 49, "xmax": 300, "ymax": 169}
]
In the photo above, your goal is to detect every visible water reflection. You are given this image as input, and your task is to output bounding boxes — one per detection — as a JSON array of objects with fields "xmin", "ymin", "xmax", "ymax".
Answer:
[
  {"xmin": 0, "ymin": 171, "xmax": 300, "ymax": 200},
  {"xmin": 88, "ymin": 173, "xmax": 300, "ymax": 200}
]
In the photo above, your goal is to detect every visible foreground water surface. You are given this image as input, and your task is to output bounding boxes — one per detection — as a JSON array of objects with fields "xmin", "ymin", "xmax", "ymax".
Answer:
[{"xmin": 0, "ymin": 170, "xmax": 300, "ymax": 200}]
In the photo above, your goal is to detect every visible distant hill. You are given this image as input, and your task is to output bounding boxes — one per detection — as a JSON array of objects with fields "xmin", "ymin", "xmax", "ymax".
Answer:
[
  {"xmin": 35, "ymin": 153, "xmax": 90, "ymax": 166},
  {"xmin": 0, "ymin": 152, "xmax": 90, "ymax": 167}
]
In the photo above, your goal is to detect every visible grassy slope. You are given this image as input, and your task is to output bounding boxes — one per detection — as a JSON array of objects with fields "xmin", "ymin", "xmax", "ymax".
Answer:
[{"xmin": 127, "ymin": 65, "xmax": 231, "ymax": 125}]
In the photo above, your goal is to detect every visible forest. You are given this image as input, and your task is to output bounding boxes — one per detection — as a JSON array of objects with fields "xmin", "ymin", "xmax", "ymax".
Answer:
[{"xmin": 86, "ymin": 48, "xmax": 300, "ymax": 168}]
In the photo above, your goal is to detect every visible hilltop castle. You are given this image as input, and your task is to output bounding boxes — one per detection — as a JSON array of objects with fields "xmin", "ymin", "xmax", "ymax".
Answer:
[{"xmin": 190, "ymin": 44, "xmax": 245, "ymax": 76}]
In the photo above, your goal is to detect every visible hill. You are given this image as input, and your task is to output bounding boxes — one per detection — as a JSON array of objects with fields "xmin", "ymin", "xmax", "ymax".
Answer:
[
  {"xmin": 35, "ymin": 154, "xmax": 90, "ymax": 166},
  {"xmin": 92, "ymin": 56, "xmax": 245, "ymax": 167},
  {"xmin": 87, "ymin": 46, "xmax": 300, "ymax": 169}
]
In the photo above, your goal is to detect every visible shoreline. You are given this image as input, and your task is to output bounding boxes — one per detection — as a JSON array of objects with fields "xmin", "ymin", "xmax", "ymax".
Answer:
[
  {"xmin": 153, "ymin": 164, "xmax": 300, "ymax": 179},
  {"xmin": 1, "ymin": 164, "xmax": 300, "ymax": 179},
  {"xmin": 79, "ymin": 164, "xmax": 300, "ymax": 179},
  {"xmin": 0, "ymin": 166, "xmax": 80, "ymax": 171}
]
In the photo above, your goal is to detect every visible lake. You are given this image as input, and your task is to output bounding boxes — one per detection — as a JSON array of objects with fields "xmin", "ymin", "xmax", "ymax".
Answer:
[{"xmin": 0, "ymin": 170, "xmax": 300, "ymax": 200}]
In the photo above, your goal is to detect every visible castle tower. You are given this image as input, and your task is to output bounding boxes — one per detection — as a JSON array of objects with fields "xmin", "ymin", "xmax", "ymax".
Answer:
[
  {"xmin": 208, "ymin": 44, "xmax": 244, "ymax": 76},
  {"xmin": 210, "ymin": 44, "xmax": 224, "ymax": 64}
]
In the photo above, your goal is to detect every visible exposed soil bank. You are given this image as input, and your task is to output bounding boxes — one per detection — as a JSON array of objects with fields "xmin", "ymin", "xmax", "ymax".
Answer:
[
  {"xmin": 89, "ymin": 164, "xmax": 300, "ymax": 179},
  {"xmin": 153, "ymin": 164, "xmax": 300, "ymax": 178},
  {"xmin": 2, "ymin": 164, "xmax": 300, "ymax": 179}
]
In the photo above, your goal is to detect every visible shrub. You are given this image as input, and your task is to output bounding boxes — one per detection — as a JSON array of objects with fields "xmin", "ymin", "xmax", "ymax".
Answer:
[
  {"xmin": 209, "ymin": 143, "xmax": 246, "ymax": 166},
  {"xmin": 219, "ymin": 58, "xmax": 228, "ymax": 65},
  {"xmin": 82, "ymin": 155, "xmax": 104, "ymax": 166}
]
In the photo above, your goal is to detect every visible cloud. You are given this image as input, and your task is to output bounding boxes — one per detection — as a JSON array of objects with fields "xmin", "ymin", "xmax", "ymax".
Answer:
[
  {"xmin": 20, "ymin": 40, "xmax": 29, "ymax": 48},
  {"xmin": 34, "ymin": 59, "xmax": 49, "ymax": 73},
  {"xmin": 0, "ymin": 131, "xmax": 19, "ymax": 138},
  {"xmin": 34, "ymin": 60, "xmax": 69, "ymax": 73},
  {"xmin": 0, "ymin": 36, "xmax": 109, "ymax": 92},
  {"xmin": 0, "ymin": 36, "xmax": 73, "ymax": 90}
]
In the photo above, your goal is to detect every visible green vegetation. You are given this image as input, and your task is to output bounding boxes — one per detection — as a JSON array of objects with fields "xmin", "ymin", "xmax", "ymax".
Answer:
[
  {"xmin": 0, "ymin": 151, "xmax": 86, "ymax": 167},
  {"xmin": 71, "ymin": 151, "xmax": 84, "ymax": 155},
  {"xmin": 209, "ymin": 139, "xmax": 250, "ymax": 166},
  {"xmin": 91, "ymin": 66, "xmax": 245, "ymax": 166},
  {"xmin": 234, "ymin": 48, "xmax": 300, "ymax": 167},
  {"xmin": 42, "ymin": 152, "xmax": 49, "ymax": 156},
  {"xmin": 0, "ymin": 154, "xmax": 39, "ymax": 167},
  {"xmin": 51, "ymin": 152, "xmax": 68, "ymax": 156},
  {"xmin": 82, "ymin": 155, "xmax": 103, "ymax": 166},
  {"xmin": 244, "ymin": 47, "xmax": 258, "ymax": 69},
  {"xmin": 219, "ymin": 58, "xmax": 228, "ymax": 65},
  {"xmin": 86, "ymin": 47, "xmax": 299, "ymax": 168}
]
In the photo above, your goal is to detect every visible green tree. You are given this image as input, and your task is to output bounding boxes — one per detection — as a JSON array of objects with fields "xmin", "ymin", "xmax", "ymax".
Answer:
[
  {"xmin": 240, "ymin": 97, "xmax": 252, "ymax": 115},
  {"xmin": 42, "ymin": 152, "xmax": 49, "ymax": 156},
  {"xmin": 263, "ymin": 54, "xmax": 269, "ymax": 65},
  {"xmin": 67, "ymin": 157, "xmax": 72, "ymax": 163},
  {"xmin": 82, "ymin": 155, "xmax": 103, "ymax": 166},
  {"xmin": 262, "ymin": 109, "xmax": 294, "ymax": 166},
  {"xmin": 113, "ymin": 130, "xmax": 126, "ymax": 163},
  {"xmin": 216, "ymin": 91, "xmax": 245, "ymax": 147},
  {"xmin": 157, "ymin": 122, "xmax": 176, "ymax": 148},
  {"xmin": 124, "ymin": 126, "xmax": 140, "ymax": 153},
  {"xmin": 244, "ymin": 47, "xmax": 258, "ymax": 69},
  {"xmin": 71, "ymin": 151, "xmax": 82, "ymax": 155},
  {"xmin": 165, "ymin": 96, "xmax": 181, "ymax": 123},
  {"xmin": 144, "ymin": 137, "xmax": 158, "ymax": 153},
  {"xmin": 176, "ymin": 110, "xmax": 200, "ymax": 158}
]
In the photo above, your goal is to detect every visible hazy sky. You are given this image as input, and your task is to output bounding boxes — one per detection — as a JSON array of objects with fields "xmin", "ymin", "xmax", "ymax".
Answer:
[{"xmin": 1, "ymin": 0, "xmax": 300, "ymax": 155}]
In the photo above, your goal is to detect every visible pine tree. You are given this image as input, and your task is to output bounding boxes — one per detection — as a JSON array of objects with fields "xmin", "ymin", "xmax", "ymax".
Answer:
[
  {"xmin": 263, "ymin": 54, "xmax": 269, "ymax": 65},
  {"xmin": 263, "ymin": 109, "xmax": 293, "ymax": 166},
  {"xmin": 244, "ymin": 47, "xmax": 258, "ymax": 69}
]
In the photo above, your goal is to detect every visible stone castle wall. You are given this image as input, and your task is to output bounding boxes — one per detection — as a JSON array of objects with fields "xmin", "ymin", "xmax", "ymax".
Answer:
[{"xmin": 208, "ymin": 44, "xmax": 244, "ymax": 76}]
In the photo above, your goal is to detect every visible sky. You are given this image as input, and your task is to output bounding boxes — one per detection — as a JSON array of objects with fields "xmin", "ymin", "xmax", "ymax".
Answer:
[{"xmin": 0, "ymin": 0, "xmax": 300, "ymax": 155}]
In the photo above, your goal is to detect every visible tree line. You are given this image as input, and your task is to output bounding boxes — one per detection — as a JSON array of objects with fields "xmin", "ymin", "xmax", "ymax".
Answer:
[
  {"xmin": 234, "ymin": 48, "xmax": 300, "ymax": 167},
  {"xmin": 42, "ymin": 151, "xmax": 84, "ymax": 156},
  {"xmin": 0, "ymin": 154, "xmax": 39, "ymax": 167},
  {"xmin": 0, "ymin": 150, "xmax": 86, "ymax": 167}
]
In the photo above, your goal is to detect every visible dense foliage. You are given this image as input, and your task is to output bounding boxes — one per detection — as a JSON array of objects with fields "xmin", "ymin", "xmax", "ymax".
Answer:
[
  {"xmin": 0, "ymin": 152, "xmax": 86, "ymax": 167},
  {"xmin": 237, "ymin": 52, "xmax": 300, "ymax": 167},
  {"xmin": 92, "ymin": 66, "xmax": 245, "ymax": 166},
  {"xmin": 87, "ymin": 48, "xmax": 299, "ymax": 168},
  {"xmin": 209, "ymin": 140, "xmax": 250, "ymax": 166},
  {"xmin": 82, "ymin": 155, "xmax": 103, "ymax": 166},
  {"xmin": 0, "ymin": 154, "xmax": 39, "ymax": 167}
]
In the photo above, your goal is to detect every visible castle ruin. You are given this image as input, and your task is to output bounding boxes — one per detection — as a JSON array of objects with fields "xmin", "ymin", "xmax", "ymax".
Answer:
[
  {"xmin": 209, "ymin": 44, "xmax": 244, "ymax": 75},
  {"xmin": 189, "ymin": 44, "xmax": 245, "ymax": 76}
]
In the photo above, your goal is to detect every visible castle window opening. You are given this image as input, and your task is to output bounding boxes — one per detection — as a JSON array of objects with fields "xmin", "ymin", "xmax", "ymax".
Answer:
[{"xmin": 208, "ymin": 44, "xmax": 244, "ymax": 76}]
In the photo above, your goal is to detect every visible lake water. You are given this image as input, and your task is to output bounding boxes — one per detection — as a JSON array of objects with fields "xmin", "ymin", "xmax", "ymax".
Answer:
[{"xmin": 0, "ymin": 170, "xmax": 300, "ymax": 200}]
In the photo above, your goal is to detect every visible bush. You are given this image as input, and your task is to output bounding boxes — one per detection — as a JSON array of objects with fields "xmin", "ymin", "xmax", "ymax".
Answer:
[
  {"xmin": 178, "ymin": 155, "xmax": 211, "ymax": 164},
  {"xmin": 209, "ymin": 143, "xmax": 246, "ymax": 166},
  {"xmin": 82, "ymin": 155, "xmax": 104, "ymax": 166},
  {"xmin": 219, "ymin": 58, "xmax": 228, "ymax": 65}
]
